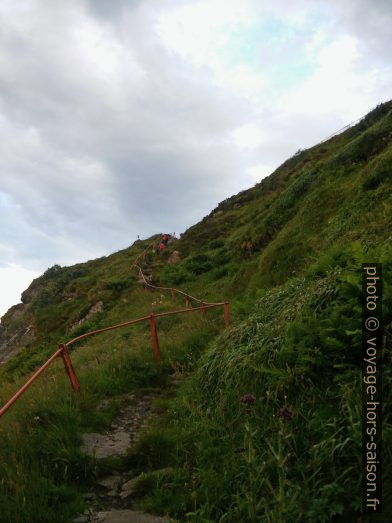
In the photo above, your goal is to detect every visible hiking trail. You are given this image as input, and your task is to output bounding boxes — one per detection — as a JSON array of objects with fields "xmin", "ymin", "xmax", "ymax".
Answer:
[
  {"xmin": 76, "ymin": 392, "xmax": 170, "ymax": 523},
  {"xmin": 74, "ymin": 237, "xmax": 204, "ymax": 523}
]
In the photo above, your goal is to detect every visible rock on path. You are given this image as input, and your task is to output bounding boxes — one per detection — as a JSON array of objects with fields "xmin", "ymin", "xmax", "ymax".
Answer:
[
  {"xmin": 82, "ymin": 394, "xmax": 154, "ymax": 458},
  {"xmin": 91, "ymin": 510, "xmax": 168, "ymax": 522}
]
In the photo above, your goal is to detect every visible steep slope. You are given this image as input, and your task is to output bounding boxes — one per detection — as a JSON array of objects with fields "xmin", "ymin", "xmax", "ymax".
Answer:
[
  {"xmin": 0, "ymin": 101, "xmax": 391, "ymax": 522},
  {"xmin": 130, "ymin": 101, "xmax": 392, "ymax": 521},
  {"xmin": 178, "ymin": 102, "xmax": 392, "ymax": 284}
]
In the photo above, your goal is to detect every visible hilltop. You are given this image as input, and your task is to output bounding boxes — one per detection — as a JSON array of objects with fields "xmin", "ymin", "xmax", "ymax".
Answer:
[{"xmin": 0, "ymin": 101, "xmax": 391, "ymax": 522}]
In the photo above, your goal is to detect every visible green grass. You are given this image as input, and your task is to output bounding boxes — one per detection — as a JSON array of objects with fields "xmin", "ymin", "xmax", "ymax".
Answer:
[
  {"xmin": 128, "ymin": 244, "xmax": 392, "ymax": 522},
  {"xmin": 0, "ymin": 268, "xmax": 220, "ymax": 522}
]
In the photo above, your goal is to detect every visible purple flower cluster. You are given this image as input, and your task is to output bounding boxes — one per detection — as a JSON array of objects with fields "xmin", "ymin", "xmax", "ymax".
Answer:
[
  {"xmin": 240, "ymin": 394, "xmax": 256, "ymax": 405},
  {"xmin": 277, "ymin": 407, "xmax": 293, "ymax": 420}
]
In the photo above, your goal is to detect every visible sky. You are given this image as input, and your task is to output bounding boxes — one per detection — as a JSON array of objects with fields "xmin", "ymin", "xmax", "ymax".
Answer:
[{"xmin": 0, "ymin": 0, "xmax": 391, "ymax": 317}]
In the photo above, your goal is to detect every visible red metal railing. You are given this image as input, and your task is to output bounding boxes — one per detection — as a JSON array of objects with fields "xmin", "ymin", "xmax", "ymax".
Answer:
[{"xmin": 0, "ymin": 239, "xmax": 230, "ymax": 419}]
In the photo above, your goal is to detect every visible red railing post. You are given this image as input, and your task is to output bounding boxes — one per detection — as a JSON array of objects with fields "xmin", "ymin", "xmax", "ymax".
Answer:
[
  {"xmin": 185, "ymin": 297, "xmax": 190, "ymax": 308},
  {"xmin": 171, "ymin": 289, "xmax": 176, "ymax": 299},
  {"xmin": 149, "ymin": 313, "xmax": 162, "ymax": 362},
  {"xmin": 59, "ymin": 344, "xmax": 80, "ymax": 391},
  {"xmin": 224, "ymin": 302, "xmax": 230, "ymax": 327}
]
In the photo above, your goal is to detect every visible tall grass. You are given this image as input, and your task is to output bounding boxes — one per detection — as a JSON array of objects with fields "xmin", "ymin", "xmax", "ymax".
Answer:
[
  {"xmin": 0, "ymin": 284, "xmax": 220, "ymax": 522},
  {"xmin": 126, "ymin": 244, "xmax": 392, "ymax": 521}
]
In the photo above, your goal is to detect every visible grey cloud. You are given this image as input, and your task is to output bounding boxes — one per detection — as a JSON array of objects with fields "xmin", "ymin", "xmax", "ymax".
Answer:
[
  {"xmin": 0, "ymin": 0, "xmax": 391, "ymax": 276},
  {"xmin": 84, "ymin": 0, "xmax": 141, "ymax": 20},
  {"xmin": 337, "ymin": 0, "xmax": 392, "ymax": 62}
]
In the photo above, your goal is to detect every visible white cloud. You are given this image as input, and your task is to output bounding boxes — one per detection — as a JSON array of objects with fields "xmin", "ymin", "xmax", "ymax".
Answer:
[
  {"xmin": 232, "ymin": 123, "xmax": 265, "ymax": 150},
  {"xmin": 276, "ymin": 33, "xmax": 392, "ymax": 151},
  {"xmin": 246, "ymin": 162, "xmax": 277, "ymax": 183},
  {"xmin": 156, "ymin": 0, "xmax": 253, "ymax": 66},
  {"xmin": 0, "ymin": 265, "xmax": 39, "ymax": 319}
]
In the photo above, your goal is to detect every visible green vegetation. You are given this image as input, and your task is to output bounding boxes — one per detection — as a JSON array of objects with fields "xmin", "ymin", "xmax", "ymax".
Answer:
[
  {"xmin": 131, "ymin": 243, "xmax": 391, "ymax": 521},
  {"xmin": 1, "ymin": 101, "xmax": 392, "ymax": 521}
]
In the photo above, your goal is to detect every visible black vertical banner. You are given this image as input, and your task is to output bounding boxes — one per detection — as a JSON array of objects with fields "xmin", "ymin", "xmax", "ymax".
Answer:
[{"xmin": 362, "ymin": 263, "xmax": 382, "ymax": 514}]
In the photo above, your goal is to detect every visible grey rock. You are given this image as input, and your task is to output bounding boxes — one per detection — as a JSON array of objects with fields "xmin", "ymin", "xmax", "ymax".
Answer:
[
  {"xmin": 97, "ymin": 399, "xmax": 110, "ymax": 411},
  {"xmin": 167, "ymin": 251, "xmax": 180, "ymax": 264},
  {"xmin": 83, "ymin": 492, "xmax": 96, "ymax": 500},
  {"xmin": 81, "ymin": 395, "xmax": 155, "ymax": 458},
  {"xmin": 73, "ymin": 516, "xmax": 89, "ymax": 523},
  {"xmin": 71, "ymin": 301, "xmax": 104, "ymax": 330},
  {"xmin": 120, "ymin": 476, "xmax": 140, "ymax": 499},
  {"xmin": 0, "ymin": 304, "xmax": 36, "ymax": 365},
  {"xmin": 91, "ymin": 510, "xmax": 169, "ymax": 523},
  {"xmin": 81, "ymin": 432, "xmax": 130, "ymax": 458},
  {"xmin": 97, "ymin": 475, "xmax": 122, "ymax": 491},
  {"xmin": 123, "ymin": 469, "xmax": 137, "ymax": 478}
]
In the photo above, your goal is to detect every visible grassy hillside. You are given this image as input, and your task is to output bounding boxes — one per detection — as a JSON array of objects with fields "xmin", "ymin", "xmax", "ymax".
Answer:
[
  {"xmin": 0, "ymin": 237, "xmax": 223, "ymax": 522},
  {"xmin": 0, "ymin": 101, "xmax": 391, "ymax": 522}
]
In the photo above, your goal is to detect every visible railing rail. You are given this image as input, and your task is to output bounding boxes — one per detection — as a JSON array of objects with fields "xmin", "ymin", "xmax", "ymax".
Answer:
[
  {"xmin": 132, "ymin": 238, "xmax": 222, "ymax": 307},
  {"xmin": 0, "ymin": 239, "xmax": 230, "ymax": 419},
  {"xmin": 135, "ymin": 264, "xmax": 222, "ymax": 306}
]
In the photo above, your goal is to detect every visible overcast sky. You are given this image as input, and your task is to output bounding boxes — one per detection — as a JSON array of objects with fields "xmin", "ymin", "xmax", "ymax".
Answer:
[{"xmin": 0, "ymin": 0, "xmax": 391, "ymax": 317}]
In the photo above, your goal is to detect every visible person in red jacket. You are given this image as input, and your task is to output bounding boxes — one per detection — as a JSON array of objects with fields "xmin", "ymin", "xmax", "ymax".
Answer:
[{"xmin": 159, "ymin": 242, "xmax": 165, "ymax": 251}]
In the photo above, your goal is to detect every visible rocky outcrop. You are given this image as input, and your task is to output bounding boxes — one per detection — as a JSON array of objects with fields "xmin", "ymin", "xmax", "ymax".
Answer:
[
  {"xmin": 0, "ymin": 304, "xmax": 36, "ymax": 364},
  {"xmin": 137, "ymin": 271, "xmax": 153, "ymax": 284},
  {"xmin": 69, "ymin": 301, "xmax": 104, "ymax": 332},
  {"xmin": 167, "ymin": 251, "xmax": 180, "ymax": 264},
  {"xmin": 20, "ymin": 269, "xmax": 55, "ymax": 304}
]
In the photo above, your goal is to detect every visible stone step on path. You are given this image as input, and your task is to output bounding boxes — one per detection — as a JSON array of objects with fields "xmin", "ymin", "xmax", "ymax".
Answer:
[
  {"xmin": 87, "ymin": 467, "xmax": 174, "ymax": 508},
  {"xmin": 74, "ymin": 510, "xmax": 167, "ymax": 523},
  {"xmin": 75, "ymin": 393, "xmax": 172, "ymax": 523},
  {"xmin": 81, "ymin": 393, "xmax": 154, "ymax": 459},
  {"xmin": 92, "ymin": 510, "xmax": 168, "ymax": 523}
]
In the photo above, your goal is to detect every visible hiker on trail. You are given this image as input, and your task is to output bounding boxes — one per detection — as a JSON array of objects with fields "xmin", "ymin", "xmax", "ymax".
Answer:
[{"xmin": 157, "ymin": 234, "xmax": 170, "ymax": 253}]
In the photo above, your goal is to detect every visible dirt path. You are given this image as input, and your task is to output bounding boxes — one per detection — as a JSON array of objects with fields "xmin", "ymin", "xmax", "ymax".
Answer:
[{"xmin": 73, "ymin": 393, "xmax": 170, "ymax": 523}]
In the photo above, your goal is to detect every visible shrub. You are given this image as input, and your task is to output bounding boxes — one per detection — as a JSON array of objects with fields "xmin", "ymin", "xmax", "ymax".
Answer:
[
  {"xmin": 209, "ymin": 239, "xmax": 225, "ymax": 249},
  {"xmin": 185, "ymin": 254, "xmax": 213, "ymax": 275},
  {"xmin": 68, "ymin": 320, "xmax": 100, "ymax": 339},
  {"xmin": 161, "ymin": 264, "xmax": 190, "ymax": 285},
  {"xmin": 362, "ymin": 149, "xmax": 392, "ymax": 190},
  {"xmin": 103, "ymin": 275, "xmax": 129, "ymax": 292},
  {"xmin": 332, "ymin": 116, "xmax": 392, "ymax": 167}
]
